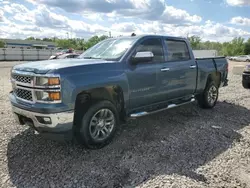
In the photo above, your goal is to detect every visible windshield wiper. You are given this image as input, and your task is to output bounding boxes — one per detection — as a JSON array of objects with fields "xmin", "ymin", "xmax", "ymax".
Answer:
[
  {"xmin": 82, "ymin": 56, "xmax": 102, "ymax": 59},
  {"xmin": 78, "ymin": 56, "xmax": 113, "ymax": 61}
]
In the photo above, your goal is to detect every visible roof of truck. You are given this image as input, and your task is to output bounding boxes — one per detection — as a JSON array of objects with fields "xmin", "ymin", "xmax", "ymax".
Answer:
[{"xmin": 111, "ymin": 34, "xmax": 187, "ymax": 41}]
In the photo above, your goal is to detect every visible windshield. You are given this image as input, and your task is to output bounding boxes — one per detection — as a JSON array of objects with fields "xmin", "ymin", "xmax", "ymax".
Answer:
[{"xmin": 78, "ymin": 38, "xmax": 136, "ymax": 60}]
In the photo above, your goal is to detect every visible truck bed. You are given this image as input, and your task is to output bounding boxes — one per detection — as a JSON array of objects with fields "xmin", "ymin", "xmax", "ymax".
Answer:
[
  {"xmin": 195, "ymin": 56, "xmax": 228, "ymax": 92},
  {"xmin": 196, "ymin": 56, "xmax": 228, "ymax": 72}
]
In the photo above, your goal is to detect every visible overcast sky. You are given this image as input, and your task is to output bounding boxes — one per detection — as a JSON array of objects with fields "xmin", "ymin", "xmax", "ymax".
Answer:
[{"xmin": 0, "ymin": 0, "xmax": 250, "ymax": 42}]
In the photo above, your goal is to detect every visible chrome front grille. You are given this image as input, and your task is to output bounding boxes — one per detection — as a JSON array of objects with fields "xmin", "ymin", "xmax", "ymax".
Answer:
[
  {"xmin": 11, "ymin": 70, "xmax": 61, "ymax": 104},
  {"xmin": 12, "ymin": 74, "xmax": 32, "ymax": 84},
  {"xmin": 14, "ymin": 88, "xmax": 33, "ymax": 101}
]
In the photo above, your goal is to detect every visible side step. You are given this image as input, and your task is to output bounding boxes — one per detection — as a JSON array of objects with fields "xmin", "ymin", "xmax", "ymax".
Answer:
[{"xmin": 129, "ymin": 98, "xmax": 195, "ymax": 118}]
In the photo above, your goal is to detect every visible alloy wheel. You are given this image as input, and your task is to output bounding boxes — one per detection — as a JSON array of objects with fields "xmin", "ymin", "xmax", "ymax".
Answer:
[
  {"xmin": 207, "ymin": 85, "xmax": 218, "ymax": 105},
  {"xmin": 89, "ymin": 108, "xmax": 115, "ymax": 141}
]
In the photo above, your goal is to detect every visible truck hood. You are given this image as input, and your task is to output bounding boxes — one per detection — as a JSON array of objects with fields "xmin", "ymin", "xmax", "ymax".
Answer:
[{"xmin": 13, "ymin": 59, "xmax": 116, "ymax": 74}]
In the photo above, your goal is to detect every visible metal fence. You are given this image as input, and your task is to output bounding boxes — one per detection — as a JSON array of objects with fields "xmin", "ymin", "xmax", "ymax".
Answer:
[
  {"xmin": 0, "ymin": 48, "xmax": 56, "ymax": 61},
  {"xmin": 0, "ymin": 49, "xmax": 84, "ymax": 61}
]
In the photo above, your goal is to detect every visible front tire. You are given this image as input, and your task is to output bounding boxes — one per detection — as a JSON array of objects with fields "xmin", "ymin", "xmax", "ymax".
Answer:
[
  {"xmin": 197, "ymin": 81, "xmax": 219, "ymax": 109},
  {"xmin": 75, "ymin": 100, "xmax": 119, "ymax": 149}
]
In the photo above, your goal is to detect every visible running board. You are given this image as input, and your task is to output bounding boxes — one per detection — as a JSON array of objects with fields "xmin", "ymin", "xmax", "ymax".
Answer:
[{"xmin": 129, "ymin": 98, "xmax": 195, "ymax": 118}]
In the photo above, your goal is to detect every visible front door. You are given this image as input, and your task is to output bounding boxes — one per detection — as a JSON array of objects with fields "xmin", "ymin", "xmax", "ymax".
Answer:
[
  {"xmin": 126, "ymin": 37, "xmax": 165, "ymax": 110},
  {"xmin": 157, "ymin": 39, "xmax": 197, "ymax": 102}
]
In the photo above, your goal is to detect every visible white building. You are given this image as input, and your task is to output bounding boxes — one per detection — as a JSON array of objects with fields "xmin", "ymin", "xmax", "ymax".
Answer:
[
  {"xmin": 193, "ymin": 50, "xmax": 218, "ymax": 58},
  {"xmin": 0, "ymin": 39, "xmax": 56, "ymax": 50}
]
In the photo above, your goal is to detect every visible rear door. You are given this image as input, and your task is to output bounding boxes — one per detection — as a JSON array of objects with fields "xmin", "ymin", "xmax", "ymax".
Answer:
[
  {"xmin": 126, "ymin": 37, "xmax": 165, "ymax": 110},
  {"xmin": 157, "ymin": 38, "xmax": 197, "ymax": 101}
]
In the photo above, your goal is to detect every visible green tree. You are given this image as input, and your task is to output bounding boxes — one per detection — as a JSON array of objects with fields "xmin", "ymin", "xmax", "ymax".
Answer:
[
  {"xmin": 25, "ymin": 37, "xmax": 42, "ymax": 41},
  {"xmin": 188, "ymin": 35, "xmax": 201, "ymax": 50},
  {"xmin": 231, "ymin": 37, "xmax": 245, "ymax": 55},
  {"xmin": 26, "ymin": 37, "xmax": 35, "ymax": 40},
  {"xmin": 75, "ymin": 38, "xmax": 85, "ymax": 50},
  {"xmin": 42, "ymin": 38, "xmax": 53, "ymax": 42},
  {"xmin": 0, "ymin": 40, "xmax": 5, "ymax": 48},
  {"xmin": 55, "ymin": 39, "xmax": 75, "ymax": 49},
  {"xmin": 84, "ymin": 35, "xmax": 109, "ymax": 49},
  {"xmin": 244, "ymin": 38, "xmax": 250, "ymax": 55}
]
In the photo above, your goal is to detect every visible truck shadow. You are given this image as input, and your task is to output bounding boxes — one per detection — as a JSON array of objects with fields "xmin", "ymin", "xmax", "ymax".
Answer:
[{"xmin": 7, "ymin": 101, "xmax": 250, "ymax": 188}]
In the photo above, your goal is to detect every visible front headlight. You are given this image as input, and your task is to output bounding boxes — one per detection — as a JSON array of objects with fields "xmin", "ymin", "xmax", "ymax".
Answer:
[
  {"xmin": 35, "ymin": 90, "xmax": 61, "ymax": 103},
  {"xmin": 35, "ymin": 77, "xmax": 60, "ymax": 87},
  {"xmin": 244, "ymin": 65, "xmax": 250, "ymax": 72},
  {"xmin": 34, "ymin": 75, "xmax": 61, "ymax": 103}
]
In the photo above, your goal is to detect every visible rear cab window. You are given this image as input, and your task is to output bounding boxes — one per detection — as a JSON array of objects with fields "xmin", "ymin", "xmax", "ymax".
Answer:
[{"xmin": 164, "ymin": 39, "xmax": 191, "ymax": 62}]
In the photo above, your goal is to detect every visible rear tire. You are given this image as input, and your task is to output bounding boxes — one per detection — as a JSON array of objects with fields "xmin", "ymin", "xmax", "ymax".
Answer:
[
  {"xmin": 75, "ymin": 100, "xmax": 119, "ymax": 149},
  {"xmin": 197, "ymin": 81, "xmax": 218, "ymax": 109}
]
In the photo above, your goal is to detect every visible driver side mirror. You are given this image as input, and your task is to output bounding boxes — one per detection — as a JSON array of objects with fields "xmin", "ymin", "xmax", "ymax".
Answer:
[{"xmin": 131, "ymin": 51, "xmax": 154, "ymax": 64}]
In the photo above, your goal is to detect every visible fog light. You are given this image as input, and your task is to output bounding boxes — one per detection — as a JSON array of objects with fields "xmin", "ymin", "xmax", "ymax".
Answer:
[
  {"xmin": 43, "ymin": 117, "xmax": 51, "ymax": 123},
  {"xmin": 36, "ymin": 116, "xmax": 52, "ymax": 124}
]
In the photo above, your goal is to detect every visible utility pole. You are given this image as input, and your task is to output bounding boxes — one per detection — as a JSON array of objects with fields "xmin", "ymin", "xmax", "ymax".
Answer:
[{"xmin": 109, "ymin": 31, "xmax": 111, "ymax": 38}]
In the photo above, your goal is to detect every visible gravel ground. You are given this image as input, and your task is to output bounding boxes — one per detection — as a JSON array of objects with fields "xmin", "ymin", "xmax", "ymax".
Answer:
[{"xmin": 0, "ymin": 61, "xmax": 250, "ymax": 188}]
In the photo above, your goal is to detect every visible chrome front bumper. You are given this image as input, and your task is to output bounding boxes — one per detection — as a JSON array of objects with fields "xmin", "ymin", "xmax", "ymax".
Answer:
[{"xmin": 11, "ymin": 105, "xmax": 74, "ymax": 132}]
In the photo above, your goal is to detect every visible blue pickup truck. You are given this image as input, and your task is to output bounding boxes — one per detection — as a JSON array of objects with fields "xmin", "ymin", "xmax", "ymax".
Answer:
[{"xmin": 9, "ymin": 35, "xmax": 228, "ymax": 149}]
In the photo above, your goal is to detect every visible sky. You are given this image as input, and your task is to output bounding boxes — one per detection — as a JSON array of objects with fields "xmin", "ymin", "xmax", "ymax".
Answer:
[{"xmin": 0, "ymin": 0, "xmax": 250, "ymax": 42}]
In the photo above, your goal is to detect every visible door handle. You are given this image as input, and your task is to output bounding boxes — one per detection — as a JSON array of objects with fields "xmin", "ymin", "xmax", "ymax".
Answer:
[
  {"xmin": 161, "ymin": 68, "xmax": 170, "ymax": 72},
  {"xmin": 189, "ymin": 65, "xmax": 196, "ymax": 69}
]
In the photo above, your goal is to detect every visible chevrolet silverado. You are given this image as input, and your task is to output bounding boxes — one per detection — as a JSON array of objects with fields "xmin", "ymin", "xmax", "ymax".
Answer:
[{"xmin": 9, "ymin": 35, "xmax": 229, "ymax": 149}]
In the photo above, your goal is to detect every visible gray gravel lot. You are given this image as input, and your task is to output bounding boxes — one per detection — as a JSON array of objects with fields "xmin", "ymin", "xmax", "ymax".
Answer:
[{"xmin": 0, "ymin": 61, "xmax": 250, "ymax": 188}]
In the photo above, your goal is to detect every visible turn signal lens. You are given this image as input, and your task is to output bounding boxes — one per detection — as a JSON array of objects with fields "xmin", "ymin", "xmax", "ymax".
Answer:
[
  {"xmin": 48, "ymin": 77, "xmax": 60, "ymax": 85},
  {"xmin": 35, "ymin": 91, "xmax": 61, "ymax": 103},
  {"xmin": 48, "ymin": 92, "xmax": 61, "ymax": 100}
]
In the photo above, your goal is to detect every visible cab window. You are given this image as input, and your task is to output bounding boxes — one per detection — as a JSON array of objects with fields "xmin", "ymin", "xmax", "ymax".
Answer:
[
  {"xmin": 135, "ymin": 38, "xmax": 164, "ymax": 62},
  {"xmin": 165, "ymin": 40, "xmax": 191, "ymax": 61}
]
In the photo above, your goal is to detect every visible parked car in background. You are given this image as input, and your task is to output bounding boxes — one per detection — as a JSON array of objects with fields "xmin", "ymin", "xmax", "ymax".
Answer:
[
  {"xmin": 49, "ymin": 53, "xmax": 80, "ymax": 60},
  {"xmin": 54, "ymin": 48, "xmax": 75, "ymax": 56},
  {"xmin": 9, "ymin": 34, "xmax": 228, "ymax": 149},
  {"xmin": 242, "ymin": 64, "xmax": 250, "ymax": 89},
  {"xmin": 228, "ymin": 56, "xmax": 236, "ymax": 60},
  {"xmin": 234, "ymin": 55, "xmax": 250, "ymax": 62}
]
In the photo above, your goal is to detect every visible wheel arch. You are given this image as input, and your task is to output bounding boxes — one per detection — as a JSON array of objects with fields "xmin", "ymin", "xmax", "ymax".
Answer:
[
  {"xmin": 206, "ymin": 71, "xmax": 221, "ymax": 88},
  {"xmin": 73, "ymin": 85, "xmax": 126, "ymax": 126}
]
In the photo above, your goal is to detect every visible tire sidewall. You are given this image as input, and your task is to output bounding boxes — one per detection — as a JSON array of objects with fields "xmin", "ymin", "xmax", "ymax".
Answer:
[
  {"xmin": 77, "ymin": 100, "xmax": 119, "ymax": 149},
  {"xmin": 204, "ymin": 82, "xmax": 218, "ymax": 108}
]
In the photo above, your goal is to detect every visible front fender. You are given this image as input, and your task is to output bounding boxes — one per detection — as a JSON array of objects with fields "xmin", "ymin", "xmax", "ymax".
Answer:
[{"xmin": 62, "ymin": 70, "xmax": 129, "ymax": 109}]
